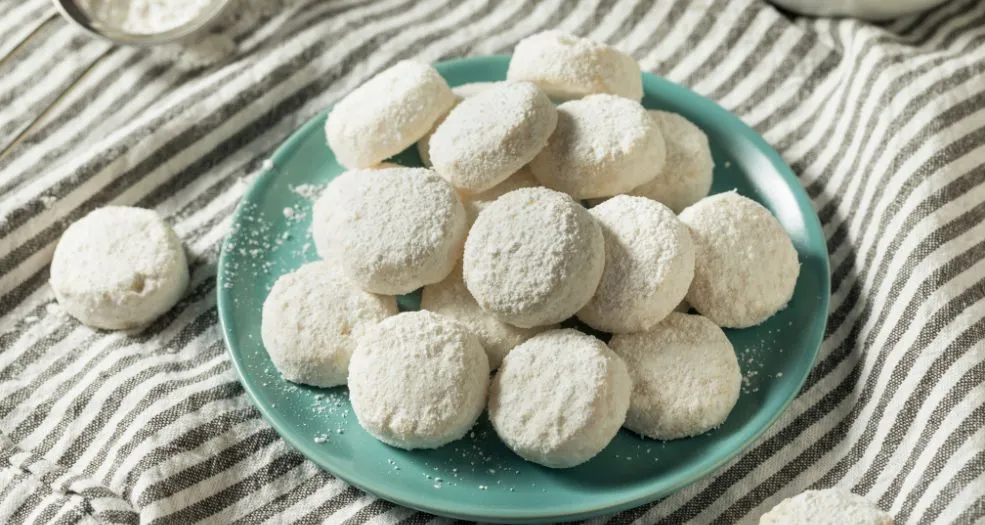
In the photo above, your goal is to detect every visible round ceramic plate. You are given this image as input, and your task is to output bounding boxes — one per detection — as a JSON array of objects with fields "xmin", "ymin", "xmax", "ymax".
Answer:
[{"xmin": 217, "ymin": 55, "xmax": 830, "ymax": 523}]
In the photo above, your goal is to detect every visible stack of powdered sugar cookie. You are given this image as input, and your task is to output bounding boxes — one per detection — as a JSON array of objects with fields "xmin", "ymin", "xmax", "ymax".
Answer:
[{"xmin": 261, "ymin": 30, "xmax": 801, "ymax": 470}]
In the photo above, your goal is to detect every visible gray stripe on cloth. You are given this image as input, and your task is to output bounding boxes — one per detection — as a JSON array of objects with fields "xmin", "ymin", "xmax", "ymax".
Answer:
[
  {"xmin": 0, "ymin": 269, "xmax": 222, "ymax": 425},
  {"xmin": 658, "ymin": 0, "xmax": 753, "ymax": 75},
  {"xmin": 840, "ymin": 200, "xmax": 985, "ymax": 492},
  {"xmin": 0, "ymin": 2, "xmax": 53, "ymax": 61},
  {"xmin": 292, "ymin": 486, "xmax": 363, "ymax": 525},
  {"xmin": 605, "ymin": 0, "xmax": 654, "ymax": 47},
  {"xmin": 135, "ymin": 427, "xmax": 280, "ymax": 506},
  {"xmin": 341, "ymin": 499, "xmax": 399, "ymax": 525},
  {"xmin": 103, "ymin": 381, "xmax": 246, "ymax": 484},
  {"xmin": 57, "ymin": 353, "xmax": 231, "ymax": 468},
  {"xmin": 622, "ymin": 0, "xmax": 691, "ymax": 64},
  {"xmin": 948, "ymin": 493, "xmax": 985, "ymax": 525},
  {"xmin": 0, "ymin": 433, "xmax": 138, "ymax": 524},
  {"xmin": 148, "ymin": 453, "xmax": 306, "ymax": 525},
  {"xmin": 120, "ymin": 407, "xmax": 260, "ymax": 499},
  {"xmin": 230, "ymin": 472, "xmax": 332, "ymax": 525},
  {"xmin": 916, "ymin": 449, "xmax": 985, "ymax": 524},
  {"xmin": 884, "ymin": 366, "xmax": 985, "ymax": 517},
  {"xmin": 1, "ymin": 1, "xmax": 984, "ymax": 523}
]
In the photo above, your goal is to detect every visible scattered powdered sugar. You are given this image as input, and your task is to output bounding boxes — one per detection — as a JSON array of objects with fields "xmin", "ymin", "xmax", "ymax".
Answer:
[
  {"xmin": 380, "ymin": 426, "xmax": 530, "ymax": 492},
  {"xmin": 46, "ymin": 302, "xmax": 66, "ymax": 318},
  {"xmin": 290, "ymin": 183, "xmax": 325, "ymax": 201},
  {"xmin": 221, "ymin": 169, "xmax": 320, "ymax": 293},
  {"xmin": 221, "ymin": 201, "xmax": 275, "ymax": 290},
  {"xmin": 309, "ymin": 390, "xmax": 351, "ymax": 417},
  {"xmin": 736, "ymin": 321, "xmax": 794, "ymax": 395},
  {"xmin": 742, "ymin": 369, "xmax": 760, "ymax": 393},
  {"xmin": 80, "ymin": 0, "xmax": 213, "ymax": 34},
  {"xmin": 39, "ymin": 195, "xmax": 57, "ymax": 208},
  {"xmin": 141, "ymin": 0, "xmax": 301, "ymax": 70},
  {"xmin": 157, "ymin": 33, "xmax": 237, "ymax": 70},
  {"xmin": 282, "ymin": 207, "xmax": 301, "ymax": 221}
]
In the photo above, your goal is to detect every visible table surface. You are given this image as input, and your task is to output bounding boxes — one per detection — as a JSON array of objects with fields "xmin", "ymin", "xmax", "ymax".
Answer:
[{"xmin": 0, "ymin": 1, "xmax": 983, "ymax": 524}]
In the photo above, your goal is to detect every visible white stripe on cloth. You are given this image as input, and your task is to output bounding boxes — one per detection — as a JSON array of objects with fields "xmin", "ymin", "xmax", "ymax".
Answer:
[
  {"xmin": 906, "ymin": 425, "xmax": 985, "ymax": 524},
  {"xmin": 1, "ymin": 1, "xmax": 983, "ymax": 524}
]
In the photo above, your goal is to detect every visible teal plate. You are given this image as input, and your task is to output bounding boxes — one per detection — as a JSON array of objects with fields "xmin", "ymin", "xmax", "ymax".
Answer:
[{"xmin": 217, "ymin": 55, "xmax": 830, "ymax": 523}]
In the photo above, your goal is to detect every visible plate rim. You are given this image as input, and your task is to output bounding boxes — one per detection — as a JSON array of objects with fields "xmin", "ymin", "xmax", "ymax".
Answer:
[{"xmin": 216, "ymin": 54, "xmax": 831, "ymax": 523}]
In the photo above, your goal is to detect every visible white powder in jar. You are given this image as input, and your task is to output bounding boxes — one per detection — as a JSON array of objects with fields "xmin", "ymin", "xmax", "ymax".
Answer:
[{"xmin": 81, "ymin": 0, "xmax": 216, "ymax": 35}]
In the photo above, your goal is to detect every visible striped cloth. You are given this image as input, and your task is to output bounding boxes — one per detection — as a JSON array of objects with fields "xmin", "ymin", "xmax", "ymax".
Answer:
[{"xmin": 1, "ymin": 0, "xmax": 983, "ymax": 523}]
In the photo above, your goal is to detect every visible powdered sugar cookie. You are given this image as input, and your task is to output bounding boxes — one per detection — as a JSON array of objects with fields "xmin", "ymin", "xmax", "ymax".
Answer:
[
  {"xmin": 529, "ymin": 94, "xmax": 665, "ymax": 199},
  {"xmin": 50, "ymin": 206, "xmax": 188, "ymax": 330},
  {"xmin": 416, "ymin": 107, "xmax": 454, "ymax": 168},
  {"xmin": 452, "ymin": 82, "xmax": 500, "ymax": 98},
  {"xmin": 680, "ymin": 192, "xmax": 800, "ymax": 328},
  {"xmin": 348, "ymin": 311, "xmax": 489, "ymax": 449},
  {"xmin": 311, "ymin": 164, "xmax": 400, "ymax": 260},
  {"xmin": 421, "ymin": 264, "xmax": 555, "ymax": 369},
  {"xmin": 416, "ymin": 83, "xmax": 502, "ymax": 168},
  {"xmin": 323, "ymin": 167, "xmax": 467, "ymax": 295},
  {"xmin": 489, "ymin": 329, "xmax": 631, "ymax": 468},
  {"xmin": 609, "ymin": 313, "xmax": 740, "ymax": 439},
  {"xmin": 430, "ymin": 82, "xmax": 557, "ymax": 194},
  {"xmin": 261, "ymin": 262, "xmax": 397, "ymax": 387},
  {"xmin": 507, "ymin": 31, "xmax": 642, "ymax": 101},
  {"xmin": 631, "ymin": 111, "xmax": 714, "ymax": 213},
  {"xmin": 311, "ymin": 170, "xmax": 357, "ymax": 261},
  {"xmin": 759, "ymin": 488, "xmax": 894, "ymax": 525},
  {"xmin": 463, "ymin": 166, "xmax": 540, "ymax": 224},
  {"xmin": 463, "ymin": 187, "xmax": 605, "ymax": 328},
  {"xmin": 577, "ymin": 196, "xmax": 694, "ymax": 333},
  {"xmin": 326, "ymin": 60, "xmax": 456, "ymax": 168}
]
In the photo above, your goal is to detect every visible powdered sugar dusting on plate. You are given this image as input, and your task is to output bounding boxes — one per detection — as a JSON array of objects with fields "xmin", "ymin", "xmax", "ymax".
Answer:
[{"xmin": 290, "ymin": 183, "xmax": 325, "ymax": 201}]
